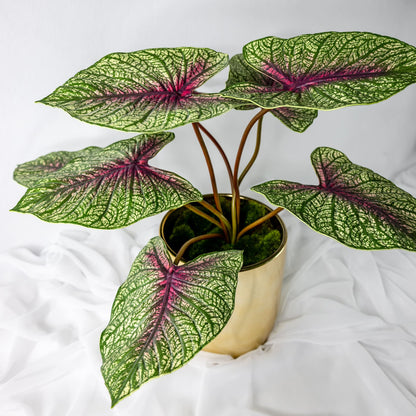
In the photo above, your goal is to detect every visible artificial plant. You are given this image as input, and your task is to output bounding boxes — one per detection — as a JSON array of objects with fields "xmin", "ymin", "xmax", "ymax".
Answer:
[{"xmin": 12, "ymin": 31, "xmax": 416, "ymax": 406}]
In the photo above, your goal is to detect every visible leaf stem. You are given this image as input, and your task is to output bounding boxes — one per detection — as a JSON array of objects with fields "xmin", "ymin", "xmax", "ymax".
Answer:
[
  {"xmin": 238, "ymin": 114, "xmax": 264, "ymax": 186},
  {"xmin": 195, "ymin": 122, "xmax": 234, "ymax": 190},
  {"xmin": 197, "ymin": 200, "xmax": 232, "ymax": 239},
  {"xmin": 231, "ymin": 109, "xmax": 269, "ymax": 244},
  {"xmin": 230, "ymin": 193, "xmax": 239, "ymax": 245},
  {"xmin": 234, "ymin": 109, "xmax": 269, "ymax": 182},
  {"xmin": 174, "ymin": 233, "xmax": 223, "ymax": 265},
  {"xmin": 192, "ymin": 123, "xmax": 227, "ymax": 237},
  {"xmin": 236, "ymin": 207, "xmax": 283, "ymax": 241},
  {"xmin": 185, "ymin": 204, "xmax": 223, "ymax": 230}
]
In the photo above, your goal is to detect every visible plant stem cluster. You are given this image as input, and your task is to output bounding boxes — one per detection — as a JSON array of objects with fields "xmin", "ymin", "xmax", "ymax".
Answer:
[{"xmin": 174, "ymin": 109, "xmax": 282, "ymax": 264}]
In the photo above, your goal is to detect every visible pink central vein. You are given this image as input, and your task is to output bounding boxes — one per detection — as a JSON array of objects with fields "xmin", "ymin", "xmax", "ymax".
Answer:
[{"xmin": 264, "ymin": 63, "xmax": 388, "ymax": 92}]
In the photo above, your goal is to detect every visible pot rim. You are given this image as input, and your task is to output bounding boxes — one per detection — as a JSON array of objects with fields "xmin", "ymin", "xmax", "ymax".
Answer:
[{"xmin": 159, "ymin": 194, "xmax": 287, "ymax": 272}]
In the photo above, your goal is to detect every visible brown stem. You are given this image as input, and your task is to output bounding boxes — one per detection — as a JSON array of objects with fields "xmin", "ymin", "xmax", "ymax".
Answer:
[
  {"xmin": 197, "ymin": 200, "xmax": 232, "ymax": 239},
  {"xmin": 238, "ymin": 114, "xmax": 264, "ymax": 186},
  {"xmin": 195, "ymin": 122, "xmax": 234, "ymax": 190},
  {"xmin": 236, "ymin": 207, "xmax": 283, "ymax": 241},
  {"xmin": 185, "ymin": 204, "xmax": 223, "ymax": 230},
  {"xmin": 192, "ymin": 123, "xmax": 227, "ymax": 237},
  {"xmin": 234, "ymin": 109, "xmax": 270, "ymax": 183},
  {"xmin": 174, "ymin": 233, "xmax": 223, "ymax": 265},
  {"xmin": 231, "ymin": 109, "xmax": 270, "ymax": 243}
]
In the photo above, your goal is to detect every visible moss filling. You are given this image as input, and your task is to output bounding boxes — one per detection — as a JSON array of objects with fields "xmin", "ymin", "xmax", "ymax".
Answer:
[{"xmin": 165, "ymin": 196, "xmax": 282, "ymax": 267}]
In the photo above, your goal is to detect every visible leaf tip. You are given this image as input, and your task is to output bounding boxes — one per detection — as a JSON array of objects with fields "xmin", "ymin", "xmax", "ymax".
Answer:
[
  {"xmin": 10, "ymin": 204, "xmax": 21, "ymax": 213},
  {"xmin": 35, "ymin": 96, "xmax": 47, "ymax": 105},
  {"xmin": 250, "ymin": 183, "xmax": 264, "ymax": 193},
  {"xmin": 110, "ymin": 395, "xmax": 121, "ymax": 408},
  {"xmin": 10, "ymin": 194, "xmax": 32, "ymax": 214},
  {"xmin": 36, "ymin": 93, "xmax": 56, "ymax": 106}
]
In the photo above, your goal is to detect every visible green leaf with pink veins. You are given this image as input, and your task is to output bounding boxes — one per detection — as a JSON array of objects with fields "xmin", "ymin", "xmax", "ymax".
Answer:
[
  {"xmin": 12, "ymin": 132, "xmax": 202, "ymax": 229},
  {"xmin": 100, "ymin": 236, "xmax": 243, "ymax": 406},
  {"xmin": 14, "ymin": 146, "xmax": 100, "ymax": 188},
  {"xmin": 38, "ymin": 47, "xmax": 239, "ymax": 133},
  {"xmin": 222, "ymin": 32, "xmax": 416, "ymax": 110},
  {"xmin": 225, "ymin": 54, "xmax": 318, "ymax": 132},
  {"xmin": 253, "ymin": 147, "xmax": 416, "ymax": 250}
]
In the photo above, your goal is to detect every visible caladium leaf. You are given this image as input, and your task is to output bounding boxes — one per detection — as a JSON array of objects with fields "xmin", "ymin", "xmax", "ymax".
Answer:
[
  {"xmin": 222, "ymin": 32, "xmax": 416, "ymax": 110},
  {"xmin": 100, "ymin": 237, "xmax": 243, "ymax": 406},
  {"xmin": 269, "ymin": 106, "xmax": 318, "ymax": 133},
  {"xmin": 39, "ymin": 47, "xmax": 237, "ymax": 133},
  {"xmin": 226, "ymin": 54, "xmax": 318, "ymax": 132},
  {"xmin": 14, "ymin": 146, "xmax": 100, "ymax": 188},
  {"xmin": 12, "ymin": 133, "xmax": 202, "ymax": 229},
  {"xmin": 252, "ymin": 147, "xmax": 416, "ymax": 251}
]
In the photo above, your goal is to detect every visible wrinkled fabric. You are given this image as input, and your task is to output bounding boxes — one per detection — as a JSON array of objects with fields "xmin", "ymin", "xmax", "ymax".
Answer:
[{"xmin": 1, "ymin": 167, "xmax": 416, "ymax": 416}]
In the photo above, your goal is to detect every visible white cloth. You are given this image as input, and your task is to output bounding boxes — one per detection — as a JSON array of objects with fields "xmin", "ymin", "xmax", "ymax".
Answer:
[{"xmin": 1, "ymin": 166, "xmax": 415, "ymax": 416}]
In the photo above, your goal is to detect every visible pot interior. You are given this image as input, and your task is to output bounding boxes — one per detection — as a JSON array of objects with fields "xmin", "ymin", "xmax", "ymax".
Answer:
[{"xmin": 160, "ymin": 195, "xmax": 286, "ymax": 270}]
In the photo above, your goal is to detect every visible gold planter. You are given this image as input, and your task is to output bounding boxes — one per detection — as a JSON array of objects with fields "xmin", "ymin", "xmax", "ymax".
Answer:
[{"xmin": 159, "ymin": 195, "xmax": 287, "ymax": 358}]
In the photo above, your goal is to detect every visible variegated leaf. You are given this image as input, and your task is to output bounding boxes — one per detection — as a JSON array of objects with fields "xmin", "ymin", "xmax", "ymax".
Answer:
[
  {"xmin": 39, "ymin": 47, "xmax": 237, "ymax": 133},
  {"xmin": 100, "ymin": 236, "xmax": 243, "ymax": 406},
  {"xmin": 226, "ymin": 54, "xmax": 317, "ymax": 132},
  {"xmin": 14, "ymin": 147, "xmax": 99, "ymax": 188},
  {"xmin": 252, "ymin": 147, "xmax": 416, "ymax": 250},
  {"xmin": 222, "ymin": 32, "xmax": 416, "ymax": 110},
  {"xmin": 12, "ymin": 133, "xmax": 202, "ymax": 229}
]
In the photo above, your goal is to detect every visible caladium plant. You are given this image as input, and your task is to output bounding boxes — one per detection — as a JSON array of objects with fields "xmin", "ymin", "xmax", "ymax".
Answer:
[{"xmin": 12, "ymin": 31, "xmax": 416, "ymax": 406}]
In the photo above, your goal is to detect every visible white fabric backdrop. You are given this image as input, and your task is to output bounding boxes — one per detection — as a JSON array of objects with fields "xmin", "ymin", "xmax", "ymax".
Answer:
[{"xmin": 1, "ymin": 1, "xmax": 416, "ymax": 415}]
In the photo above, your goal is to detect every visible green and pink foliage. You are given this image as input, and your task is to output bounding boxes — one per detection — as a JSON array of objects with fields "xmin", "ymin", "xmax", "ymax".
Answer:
[
  {"xmin": 12, "ymin": 133, "xmax": 202, "ymax": 228},
  {"xmin": 226, "ymin": 54, "xmax": 318, "ymax": 132},
  {"xmin": 253, "ymin": 147, "xmax": 416, "ymax": 250},
  {"xmin": 11, "ymin": 31, "xmax": 416, "ymax": 408},
  {"xmin": 14, "ymin": 146, "xmax": 100, "ymax": 188},
  {"xmin": 100, "ymin": 236, "xmax": 243, "ymax": 406},
  {"xmin": 222, "ymin": 32, "xmax": 416, "ymax": 110},
  {"xmin": 39, "ymin": 47, "xmax": 239, "ymax": 133}
]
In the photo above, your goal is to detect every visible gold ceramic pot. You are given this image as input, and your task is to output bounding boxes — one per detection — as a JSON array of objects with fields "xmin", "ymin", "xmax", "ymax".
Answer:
[{"xmin": 159, "ymin": 195, "xmax": 287, "ymax": 358}]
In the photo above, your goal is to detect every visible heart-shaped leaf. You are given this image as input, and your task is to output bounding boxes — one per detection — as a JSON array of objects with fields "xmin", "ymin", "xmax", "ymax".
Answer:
[
  {"xmin": 100, "ymin": 236, "xmax": 243, "ymax": 406},
  {"xmin": 39, "ymin": 47, "xmax": 237, "ymax": 133},
  {"xmin": 226, "ymin": 54, "xmax": 318, "ymax": 132},
  {"xmin": 252, "ymin": 147, "xmax": 416, "ymax": 250},
  {"xmin": 14, "ymin": 146, "xmax": 100, "ymax": 188},
  {"xmin": 12, "ymin": 133, "xmax": 202, "ymax": 229},
  {"xmin": 222, "ymin": 32, "xmax": 416, "ymax": 110}
]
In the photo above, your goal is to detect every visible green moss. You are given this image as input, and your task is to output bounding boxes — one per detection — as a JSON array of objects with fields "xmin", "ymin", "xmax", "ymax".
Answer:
[
  {"xmin": 238, "ymin": 229, "xmax": 281, "ymax": 265},
  {"xmin": 168, "ymin": 224, "xmax": 196, "ymax": 250},
  {"xmin": 165, "ymin": 196, "xmax": 282, "ymax": 268}
]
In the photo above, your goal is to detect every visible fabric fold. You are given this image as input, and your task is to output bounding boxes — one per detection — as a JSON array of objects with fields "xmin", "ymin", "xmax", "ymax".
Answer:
[{"xmin": 1, "ymin": 165, "xmax": 416, "ymax": 415}]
